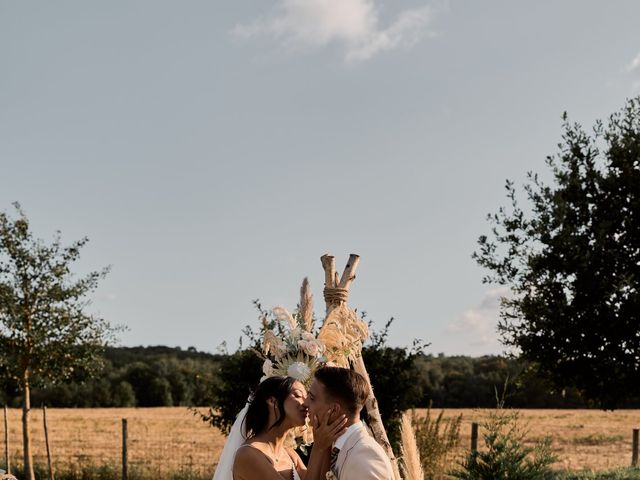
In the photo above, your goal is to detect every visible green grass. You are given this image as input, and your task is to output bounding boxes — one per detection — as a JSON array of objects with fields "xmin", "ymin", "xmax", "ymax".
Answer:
[{"xmin": 4, "ymin": 463, "xmax": 211, "ymax": 480}]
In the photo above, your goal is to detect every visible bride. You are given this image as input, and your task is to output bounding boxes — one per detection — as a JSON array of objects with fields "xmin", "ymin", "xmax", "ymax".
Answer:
[{"xmin": 217, "ymin": 375, "xmax": 346, "ymax": 480}]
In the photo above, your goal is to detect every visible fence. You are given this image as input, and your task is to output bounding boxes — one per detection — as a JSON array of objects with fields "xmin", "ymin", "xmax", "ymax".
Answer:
[
  {"xmin": 1, "ymin": 407, "xmax": 221, "ymax": 478},
  {"xmin": 2, "ymin": 407, "xmax": 640, "ymax": 477}
]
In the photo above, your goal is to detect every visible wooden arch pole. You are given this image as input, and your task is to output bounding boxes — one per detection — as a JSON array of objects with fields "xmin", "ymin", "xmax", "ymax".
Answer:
[{"xmin": 320, "ymin": 254, "xmax": 402, "ymax": 480}]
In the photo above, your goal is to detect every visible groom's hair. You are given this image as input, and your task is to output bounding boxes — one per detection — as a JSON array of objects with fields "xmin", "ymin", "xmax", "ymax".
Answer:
[{"xmin": 314, "ymin": 367, "xmax": 369, "ymax": 416}]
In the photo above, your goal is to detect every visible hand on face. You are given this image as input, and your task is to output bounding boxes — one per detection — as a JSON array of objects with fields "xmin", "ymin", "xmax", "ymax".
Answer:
[{"xmin": 312, "ymin": 406, "xmax": 347, "ymax": 451}]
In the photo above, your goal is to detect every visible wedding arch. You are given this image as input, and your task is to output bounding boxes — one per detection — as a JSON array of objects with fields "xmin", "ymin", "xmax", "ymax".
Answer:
[{"xmin": 318, "ymin": 253, "xmax": 401, "ymax": 480}]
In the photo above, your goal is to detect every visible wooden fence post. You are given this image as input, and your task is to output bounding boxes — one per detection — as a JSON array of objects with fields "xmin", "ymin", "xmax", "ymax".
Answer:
[
  {"xmin": 42, "ymin": 406, "xmax": 54, "ymax": 480},
  {"xmin": 122, "ymin": 418, "xmax": 128, "ymax": 480},
  {"xmin": 3, "ymin": 405, "xmax": 9, "ymax": 475},
  {"xmin": 632, "ymin": 428, "xmax": 639, "ymax": 467},
  {"xmin": 471, "ymin": 422, "xmax": 479, "ymax": 454}
]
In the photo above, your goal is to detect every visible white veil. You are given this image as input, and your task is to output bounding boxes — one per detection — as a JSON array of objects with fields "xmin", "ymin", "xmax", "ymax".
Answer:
[{"xmin": 212, "ymin": 402, "xmax": 249, "ymax": 480}]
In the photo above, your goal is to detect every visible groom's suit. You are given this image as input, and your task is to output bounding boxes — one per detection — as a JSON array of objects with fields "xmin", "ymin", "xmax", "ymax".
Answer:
[{"xmin": 334, "ymin": 423, "xmax": 393, "ymax": 480}]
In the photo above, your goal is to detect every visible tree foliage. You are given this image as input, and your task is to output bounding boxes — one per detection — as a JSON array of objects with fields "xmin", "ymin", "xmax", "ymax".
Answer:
[
  {"xmin": 473, "ymin": 97, "xmax": 640, "ymax": 409},
  {"xmin": 0, "ymin": 203, "xmax": 118, "ymax": 480},
  {"xmin": 361, "ymin": 317, "xmax": 426, "ymax": 448}
]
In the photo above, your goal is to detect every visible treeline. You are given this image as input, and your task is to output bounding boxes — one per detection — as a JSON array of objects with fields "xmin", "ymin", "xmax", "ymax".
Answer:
[
  {"xmin": 0, "ymin": 346, "xmax": 223, "ymax": 408},
  {"xmin": 1, "ymin": 346, "xmax": 638, "ymax": 409}
]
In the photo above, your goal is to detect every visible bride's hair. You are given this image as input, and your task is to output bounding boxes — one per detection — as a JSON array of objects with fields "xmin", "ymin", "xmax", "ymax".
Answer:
[{"xmin": 244, "ymin": 376, "xmax": 297, "ymax": 437}]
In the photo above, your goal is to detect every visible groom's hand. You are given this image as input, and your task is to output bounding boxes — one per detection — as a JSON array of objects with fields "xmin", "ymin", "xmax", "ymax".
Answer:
[{"xmin": 312, "ymin": 408, "xmax": 347, "ymax": 451}]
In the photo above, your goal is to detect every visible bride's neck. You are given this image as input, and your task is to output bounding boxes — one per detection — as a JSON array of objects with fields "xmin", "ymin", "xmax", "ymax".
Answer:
[{"xmin": 256, "ymin": 427, "xmax": 288, "ymax": 453}]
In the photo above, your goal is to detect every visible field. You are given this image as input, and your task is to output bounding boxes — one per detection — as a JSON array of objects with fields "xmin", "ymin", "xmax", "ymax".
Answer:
[
  {"xmin": 1, "ymin": 408, "xmax": 639, "ymax": 476},
  {"xmin": 429, "ymin": 409, "xmax": 640, "ymax": 472}
]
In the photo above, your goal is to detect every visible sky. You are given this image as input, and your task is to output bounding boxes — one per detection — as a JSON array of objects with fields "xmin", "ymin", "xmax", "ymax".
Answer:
[{"xmin": 1, "ymin": 1, "xmax": 639, "ymax": 356}]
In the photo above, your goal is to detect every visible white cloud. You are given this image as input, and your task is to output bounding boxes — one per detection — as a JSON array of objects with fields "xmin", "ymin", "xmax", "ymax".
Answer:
[
  {"xmin": 447, "ymin": 287, "xmax": 509, "ymax": 353},
  {"xmin": 626, "ymin": 52, "xmax": 640, "ymax": 73},
  {"xmin": 233, "ymin": 0, "xmax": 433, "ymax": 62}
]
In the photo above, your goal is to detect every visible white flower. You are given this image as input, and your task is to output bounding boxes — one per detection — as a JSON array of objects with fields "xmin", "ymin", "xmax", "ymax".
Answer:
[
  {"xmin": 302, "ymin": 340, "xmax": 320, "ymax": 357},
  {"xmin": 262, "ymin": 359, "xmax": 273, "ymax": 376},
  {"xmin": 302, "ymin": 332, "xmax": 316, "ymax": 342},
  {"xmin": 287, "ymin": 362, "xmax": 312, "ymax": 382}
]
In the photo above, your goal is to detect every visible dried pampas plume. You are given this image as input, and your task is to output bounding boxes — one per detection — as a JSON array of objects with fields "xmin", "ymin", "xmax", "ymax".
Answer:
[
  {"xmin": 318, "ymin": 304, "xmax": 368, "ymax": 367},
  {"xmin": 272, "ymin": 306, "xmax": 297, "ymax": 330},
  {"xmin": 299, "ymin": 277, "xmax": 313, "ymax": 332},
  {"xmin": 400, "ymin": 412, "xmax": 424, "ymax": 480}
]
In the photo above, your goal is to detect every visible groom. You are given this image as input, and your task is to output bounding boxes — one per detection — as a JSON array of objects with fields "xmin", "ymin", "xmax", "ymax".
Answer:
[{"xmin": 304, "ymin": 366, "xmax": 393, "ymax": 480}]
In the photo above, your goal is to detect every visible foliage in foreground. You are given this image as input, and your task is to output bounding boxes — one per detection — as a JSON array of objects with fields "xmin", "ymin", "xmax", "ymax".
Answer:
[
  {"xmin": 5, "ymin": 462, "xmax": 639, "ymax": 480},
  {"xmin": 5, "ymin": 463, "xmax": 211, "ymax": 480},
  {"xmin": 410, "ymin": 405, "xmax": 462, "ymax": 480},
  {"xmin": 452, "ymin": 409, "xmax": 556, "ymax": 480},
  {"xmin": 474, "ymin": 96, "xmax": 640, "ymax": 409}
]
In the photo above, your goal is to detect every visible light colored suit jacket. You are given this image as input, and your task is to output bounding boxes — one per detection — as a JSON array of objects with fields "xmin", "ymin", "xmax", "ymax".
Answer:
[{"xmin": 335, "ymin": 424, "xmax": 393, "ymax": 480}]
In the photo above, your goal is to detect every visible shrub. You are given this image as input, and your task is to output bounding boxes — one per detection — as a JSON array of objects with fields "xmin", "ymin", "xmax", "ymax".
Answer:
[{"xmin": 452, "ymin": 409, "xmax": 556, "ymax": 480}]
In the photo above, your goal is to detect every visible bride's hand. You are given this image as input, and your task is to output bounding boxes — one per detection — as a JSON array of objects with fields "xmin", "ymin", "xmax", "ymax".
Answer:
[{"xmin": 312, "ymin": 408, "xmax": 347, "ymax": 451}]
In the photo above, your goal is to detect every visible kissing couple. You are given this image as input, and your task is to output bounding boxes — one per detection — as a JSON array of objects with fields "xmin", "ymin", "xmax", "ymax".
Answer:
[{"xmin": 214, "ymin": 366, "xmax": 393, "ymax": 480}]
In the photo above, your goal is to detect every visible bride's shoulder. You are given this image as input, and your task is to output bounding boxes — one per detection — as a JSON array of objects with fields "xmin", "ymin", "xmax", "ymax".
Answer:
[{"xmin": 234, "ymin": 442, "xmax": 270, "ymax": 466}]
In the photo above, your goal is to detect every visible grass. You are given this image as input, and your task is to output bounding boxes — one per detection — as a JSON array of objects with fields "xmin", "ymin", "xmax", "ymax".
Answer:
[
  {"xmin": 1, "ymin": 407, "xmax": 639, "ymax": 478},
  {"xmin": 1, "ymin": 407, "xmax": 221, "ymax": 479},
  {"xmin": 573, "ymin": 434, "xmax": 627, "ymax": 446},
  {"xmin": 416, "ymin": 409, "xmax": 640, "ymax": 472}
]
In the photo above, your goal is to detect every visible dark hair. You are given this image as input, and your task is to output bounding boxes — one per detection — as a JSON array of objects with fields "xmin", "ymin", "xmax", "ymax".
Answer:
[
  {"xmin": 314, "ymin": 367, "xmax": 369, "ymax": 416},
  {"xmin": 244, "ymin": 376, "xmax": 297, "ymax": 437}
]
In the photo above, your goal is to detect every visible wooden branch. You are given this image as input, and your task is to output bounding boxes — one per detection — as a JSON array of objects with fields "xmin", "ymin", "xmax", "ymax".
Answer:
[
  {"xmin": 338, "ymin": 254, "xmax": 360, "ymax": 289},
  {"xmin": 320, "ymin": 255, "xmax": 336, "ymax": 288},
  {"xmin": 352, "ymin": 356, "xmax": 402, "ymax": 480}
]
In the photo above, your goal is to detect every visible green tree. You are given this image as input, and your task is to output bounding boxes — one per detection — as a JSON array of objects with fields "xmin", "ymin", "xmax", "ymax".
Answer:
[
  {"xmin": 361, "ymin": 318, "xmax": 426, "ymax": 449},
  {"xmin": 473, "ymin": 97, "xmax": 640, "ymax": 409},
  {"xmin": 0, "ymin": 203, "xmax": 117, "ymax": 480}
]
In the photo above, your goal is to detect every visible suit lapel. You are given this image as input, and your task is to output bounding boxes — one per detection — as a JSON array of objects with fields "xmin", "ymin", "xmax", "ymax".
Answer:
[{"xmin": 336, "ymin": 424, "xmax": 366, "ymax": 479}]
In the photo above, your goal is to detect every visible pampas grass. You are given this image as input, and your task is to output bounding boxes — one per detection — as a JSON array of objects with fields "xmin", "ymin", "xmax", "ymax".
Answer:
[
  {"xmin": 400, "ymin": 412, "xmax": 425, "ymax": 480},
  {"xmin": 299, "ymin": 277, "xmax": 314, "ymax": 332}
]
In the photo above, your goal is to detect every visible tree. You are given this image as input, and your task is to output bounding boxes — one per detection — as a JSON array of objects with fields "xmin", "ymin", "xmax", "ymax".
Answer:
[
  {"xmin": 473, "ymin": 97, "xmax": 640, "ymax": 409},
  {"xmin": 0, "ymin": 203, "xmax": 117, "ymax": 480},
  {"xmin": 361, "ymin": 318, "xmax": 426, "ymax": 449}
]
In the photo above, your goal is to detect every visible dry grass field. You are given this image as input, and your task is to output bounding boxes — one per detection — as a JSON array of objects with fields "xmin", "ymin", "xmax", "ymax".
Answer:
[
  {"xmin": 420, "ymin": 409, "xmax": 640, "ymax": 472},
  {"xmin": 1, "ymin": 407, "xmax": 223, "ymax": 477},
  {"xmin": 1, "ymin": 407, "xmax": 639, "ymax": 475}
]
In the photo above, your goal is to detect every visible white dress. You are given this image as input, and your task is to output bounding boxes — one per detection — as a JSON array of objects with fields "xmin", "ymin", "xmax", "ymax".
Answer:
[{"xmin": 233, "ymin": 444, "xmax": 301, "ymax": 480}]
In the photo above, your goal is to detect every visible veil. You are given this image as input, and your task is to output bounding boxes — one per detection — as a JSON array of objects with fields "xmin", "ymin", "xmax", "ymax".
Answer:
[{"xmin": 212, "ymin": 402, "xmax": 249, "ymax": 480}]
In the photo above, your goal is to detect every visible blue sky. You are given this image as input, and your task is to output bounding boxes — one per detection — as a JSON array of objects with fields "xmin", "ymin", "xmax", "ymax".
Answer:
[{"xmin": 2, "ymin": 0, "xmax": 639, "ymax": 355}]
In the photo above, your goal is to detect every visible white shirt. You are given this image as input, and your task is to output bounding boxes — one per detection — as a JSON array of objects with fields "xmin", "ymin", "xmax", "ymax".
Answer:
[{"xmin": 333, "ymin": 421, "xmax": 362, "ymax": 451}]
